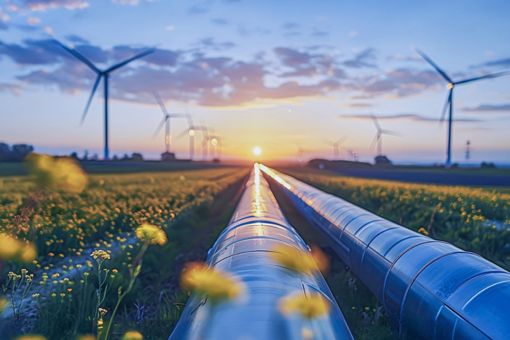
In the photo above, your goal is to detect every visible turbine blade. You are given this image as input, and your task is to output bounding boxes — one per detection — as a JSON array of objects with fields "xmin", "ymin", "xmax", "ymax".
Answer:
[
  {"xmin": 176, "ymin": 129, "xmax": 189, "ymax": 140},
  {"xmin": 54, "ymin": 39, "xmax": 100, "ymax": 74},
  {"xmin": 152, "ymin": 117, "xmax": 166, "ymax": 137},
  {"xmin": 439, "ymin": 90, "xmax": 452, "ymax": 124},
  {"xmin": 153, "ymin": 92, "xmax": 169, "ymax": 116},
  {"xmin": 369, "ymin": 134, "xmax": 378, "ymax": 150},
  {"xmin": 81, "ymin": 74, "xmax": 102, "ymax": 124},
  {"xmin": 381, "ymin": 129, "xmax": 400, "ymax": 136},
  {"xmin": 105, "ymin": 48, "xmax": 155, "ymax": 73},
  {"xmin": 455, "ymin": 71, "xmax": 510, "ymax": 85},
  {"xmin": 371, "ymin": 115, "xmax": 381, "ymax": 131},
  {"xmin": 415, "ymin": 49, "xmax": 452, "ymax": 83}
]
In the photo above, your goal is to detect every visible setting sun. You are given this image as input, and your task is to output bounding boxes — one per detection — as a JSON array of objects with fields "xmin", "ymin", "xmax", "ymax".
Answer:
[{"xmin": 252, "ymin": 146, "xmax": 262, "ymax": 157}]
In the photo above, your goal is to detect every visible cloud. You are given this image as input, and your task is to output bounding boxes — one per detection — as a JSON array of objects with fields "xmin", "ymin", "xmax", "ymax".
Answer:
[
  {"xmin": 343, "ymin": 48, "xmax": 377, "ymax": 68},
  {"xmin": 274, "ymin": 47, "xmax": 345, "ymax": 78},
  {"xmin": 356, "ymin": 68, "xmax": 442, "ymax": 97},
  {"xmin": 211, "ymin": 18, "xmax": 229, "ymax": 26},
  {"xmin": 475, "ymin": 57, "xmax": 510, "ymax": 69},
  {"xmin": 188, "ymin": 4, "xmax": 209, "ymax": 15},
  {"xmin": 0, "ymin": 82, "xmax": 22, "ymax": 94},
  {"xmin": 18, "ymin": 0, "xmax": 89, "ymax": 11},
  {"xmin": 112, "ymin": 0, "xmax": 139, "ymax": 5},
  {"xmin": 196, "ymin": 37, "xmax": 236, "ymax": 51},
  {"xmin": 463, "ymin": 103, "xmax": 510, "ymax": 112},
  {"xmin": 340, "ymin": 113, "xmax": 481, "ymax": 123}
]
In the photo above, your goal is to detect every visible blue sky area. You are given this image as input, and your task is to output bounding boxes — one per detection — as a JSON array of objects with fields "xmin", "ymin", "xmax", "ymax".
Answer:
[{"xmin": 1, "ymin": 0, "xmax": 509, "ymax": 163}]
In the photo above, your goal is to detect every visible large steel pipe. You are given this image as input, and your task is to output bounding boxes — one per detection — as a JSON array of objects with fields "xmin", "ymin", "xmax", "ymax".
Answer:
[
  {"xmin": 170, "ymin": 164, "xmax": 353, "ymax": 340},
  {"xmin": 260, "ymin": 165, "xmax": 510, "ymax": 339}
]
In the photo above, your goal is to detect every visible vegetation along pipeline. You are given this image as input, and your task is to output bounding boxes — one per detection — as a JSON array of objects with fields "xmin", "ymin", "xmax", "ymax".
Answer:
[{"xmin": 260, "ymin": 164, "xmax": 510, "ymax": 339}]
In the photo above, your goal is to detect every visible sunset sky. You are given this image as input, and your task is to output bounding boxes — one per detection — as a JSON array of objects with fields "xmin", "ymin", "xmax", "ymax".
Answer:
[{"xmin": 1, "ymin": 0, "xmax": 510, "ymax": 163}]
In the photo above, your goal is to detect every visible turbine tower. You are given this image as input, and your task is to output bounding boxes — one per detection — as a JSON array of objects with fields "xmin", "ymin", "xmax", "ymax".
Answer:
[
  {"xmin": 416, "ymin": 50, "xmax": 509, "ymax": 166},
  {"xmin": 153, "ymin": 92, "xmax": 191, "ymax": 154},
  {"xmin": 177, "ymin": 125, "xmax": 207, "ymax": 160},
  {"xmin": 370, "ymin": 115, "xmax": 397, "ymax": 156},
  {"xmin": 55, "ymin": 40, "xmax": 154, "ymax": 160},
  {"xmin": 325, "ymin": 138, "xmax": 345, "ymax": 160}
]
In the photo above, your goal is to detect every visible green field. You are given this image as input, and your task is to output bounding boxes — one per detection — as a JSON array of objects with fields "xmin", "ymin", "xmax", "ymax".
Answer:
[{"xmin": 0, "ymin": 165, "xmax": 248, "ymax": 339}]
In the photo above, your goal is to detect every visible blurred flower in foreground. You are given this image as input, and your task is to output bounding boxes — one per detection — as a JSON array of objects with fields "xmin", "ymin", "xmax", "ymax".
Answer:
[
  {"xmin": 0, "ymin": 297, "xmax": 8, "ymax": 312},
  {"xmin": 15, "ymin": 335, "xmax": 47, "ymax": 340},
  {"xmin": 0, "ymin": 233, "xmax": 37, "ymax": 262},
  {"xmin": 279, "ymin": 292, "xmax": 330, "ymax": 319},
  {"xmin": 77, "ymin": 335, "xmax": 96, "ymax": 340},
  {"xmin": 181, "ymin": 262, "xmax": 244, "ymax": 304},
  {"xmin": 26, "ymin": 153, "xmax": 87, "ymax": 193},
  {"xmin": 417, "ymin": 227, "xmax": 429, "ymax": 236},
  {"xmin": 121, "ymin": 331, "xmax": 143, "ymax": 340},
  {"xmin": 135, "ymin": 223, "xmax": 167, "ymax": 245},
  {"xmin": 91, "ymin": 249, "xmax": 111, "ymax": 262},
  {"xmin": 270, "ymin": 244, "xmax": 328, "ymax": 275}
]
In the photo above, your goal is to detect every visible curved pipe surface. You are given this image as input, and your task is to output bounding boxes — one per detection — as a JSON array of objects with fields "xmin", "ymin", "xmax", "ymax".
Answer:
[
  {"xmin": 260, "ymin": 165, "xmax": 510, "ymax": 340},
  {"xmin": 169, "ymin": 164, "xmax": 353, "ymax": 340}
]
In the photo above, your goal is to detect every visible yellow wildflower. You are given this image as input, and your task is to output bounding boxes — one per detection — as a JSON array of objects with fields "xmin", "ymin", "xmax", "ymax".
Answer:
[
  {"xmin": 15, "ymin": 336, "xmax": 47, "ymax": 340},
  {"xmin": 0, "ymin": 297, "xmax": 9, "ymax": 312},
  {"xmin": 77, "ymin": 335, "xmax": 96, "ymax": 340},
  {"xmin": 417, "ymin": 227, "xmax": 429, "ymax": 236},
  {"xmin": 91, "ymin": 250, "xmax": 110, "ymax": 261},
  {"xmin": 279, "ymin": 292, "xmax": 330, "ymax": 319},
  {"xmin": 270, "ymin": 245, "xmax": 328, "ymax": 275},
  {"xmin": 0, "ymin": 233, "xmax": 37, "ymax": 262},
  {"xmin": 121, "ymin": 331, "xmax": 143, "ymax": 340},
  {"xmin": 26, "ymin": 153, "xmax": 87, "ymax": 193},
  {"xmin": 181, "ymin": 262, "xmax": 244, "ymax": 303},
  {"xmin": 135, "ymin": 224, "xmax": 167, "ymax": 245}
]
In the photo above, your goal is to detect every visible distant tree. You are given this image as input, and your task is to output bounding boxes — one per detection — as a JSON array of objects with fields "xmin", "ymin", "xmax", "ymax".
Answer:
[
  {"xmin": 131, "ymin": 153, "xmax": 144, "ymax": 161},
  {"xmin": 70, "ymin": 152, "xmax": 79, "ymax": 159},
  {"xmin": 11, "ymin": 144, "xmax": 34, "ymax": 161},
  {"xmin": 113, "ymin": 155, "xmax": 119, "ymax": 161},
  {"xmin": 0, "ymin": 143, "xmax": 10, "ymax": 161},
  {"xmin": 83, "ymin": 150, "xmax": 89, "ymax": 161}
]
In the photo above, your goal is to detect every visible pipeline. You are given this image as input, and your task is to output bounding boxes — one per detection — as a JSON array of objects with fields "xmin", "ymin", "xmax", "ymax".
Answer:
[
  {"xmin": 169, "ymin": 164, "xmax": 353, "ymax": 340},
  {"xmin": 260, "ymin": 165, "xmax": 510, "ymax": 340}
]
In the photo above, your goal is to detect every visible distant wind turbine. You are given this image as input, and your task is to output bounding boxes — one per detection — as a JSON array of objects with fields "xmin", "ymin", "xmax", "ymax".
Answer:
[
  {"xmin": 370, "ymin": 115, "xmax": 397, "ymax": 156},
  {"xmin": 153, "ymin": 93, "xmax": 191, "ymax": 154},
  {"xmin": 176, "ymin": 125, "xmax": 207, "ymax": 160},
  {"xmin": 416, "ymin": 49, "xmax": 509, "ymax": 166},
  {"xmin": 325, "ymin": 137, "xmax": 345, "ymax": 159},
  {"xmin": 55, "ymin": 39, "xmax": 155, "ymax": 160}
]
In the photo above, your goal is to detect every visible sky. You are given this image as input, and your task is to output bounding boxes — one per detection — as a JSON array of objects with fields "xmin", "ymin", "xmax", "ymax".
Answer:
[{"xmin": 1, "ymin": 0, "xmax": 510, "ymax": 164}]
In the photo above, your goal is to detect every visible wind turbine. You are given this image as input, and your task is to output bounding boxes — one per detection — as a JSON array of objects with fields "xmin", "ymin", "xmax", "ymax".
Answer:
[
  {"xmin": 416, "ymin": 49, "xmax": 509, "ymax": 166},
  {"xmin": 370, "ymin": 115, "xmax": 397, "ymax": 157},
  {"xmin": 325, "ymin": 138, "xmax": 345, "ymax": 159},
  {"xmin": 153, "ymin": 93, "xmax": 191, "ymax": 154},
  {"xmin": 55, "ymin": 40, "xmax": 155, "ymax": 160},
  {"xmin": 176, "ymin": 125, "xmax": 207, "ymax": 160}
]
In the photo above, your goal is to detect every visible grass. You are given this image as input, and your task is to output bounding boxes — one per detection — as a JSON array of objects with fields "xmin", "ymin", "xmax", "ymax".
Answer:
[
  {"xmin": 280, "ymin": 167, "xmax": 510, "ymax": 270},
  {"xmin": 0, "ymin": 166, "xmax": 248, "ymax": 339}
]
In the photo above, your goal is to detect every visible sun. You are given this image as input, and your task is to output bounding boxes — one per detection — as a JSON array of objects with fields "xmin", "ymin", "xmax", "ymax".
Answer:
[{"xmin": 252, "ymin": 146, "xmax": 262, "ymax": 157}]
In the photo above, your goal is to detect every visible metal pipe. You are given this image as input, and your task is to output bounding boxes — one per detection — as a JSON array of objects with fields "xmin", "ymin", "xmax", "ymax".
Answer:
[
  {"xmin": 260, "ymin": 165, "xmax": 510, "ymax": 340},
  {"xmin": 170, "ymin": 164, "xmax": 353, "ymax": 340}
]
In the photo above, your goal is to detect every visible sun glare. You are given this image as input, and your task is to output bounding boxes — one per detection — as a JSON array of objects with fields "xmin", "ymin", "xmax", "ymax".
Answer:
[{"xmin": 252, "ymin": 146, "xmax": 262, "ymax": 157}]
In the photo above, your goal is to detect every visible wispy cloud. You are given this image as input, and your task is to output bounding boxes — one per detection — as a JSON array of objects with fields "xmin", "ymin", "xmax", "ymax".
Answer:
[
  {"xmin": 340, "ymin": 113, "xmax": 482, "ymax": 123},
  {"xmin": 463, "ymin": 103, "xmax": 510, "ymax": 112},
  {"xmin": 18, "ymin": 0, "xmax": 89, "ymax": 11},
  {"xmin": 343, "ymin": 48, "xmax": 377, "ymax": 68}
]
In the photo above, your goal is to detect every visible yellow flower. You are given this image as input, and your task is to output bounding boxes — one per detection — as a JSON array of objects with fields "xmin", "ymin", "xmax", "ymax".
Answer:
[
  {"xmin": 270, "ymin": 245, "xmax": 328, "ymax": 275},
  {"xmin": 15, "ymin": 336, "xmax": 47, "ymax": 340},
  {"xmin": 121, "ymin": 331, "xmax": 143, "ymax": 340},
  {"xmin": 76, "ymin": 335, "xmax": 96, "ymax": 340},
  {"xmin": 0, "ymin": 297, "xmax": 9, "ymax": 312},
  {"xmin": 181, "ymin": 262, "xmax": 244, "ymax": 303},
  {"xmin": 135, "ymin": 224, "xmax": 167, "ymax": 245},
  {"xmin": 417, "ymin": 227, "xmax": 429, "ymax": 236},
  {"xmin": 279, "ymin": 292, "xmax": 330, "ymax": 319},
  {"xmin": 26, "ymin": 153, "xmax": 87, "ymax": 193},
  {"xmin": 91, "ymin": 250, "xmax": 110, "ymax": 261},
  {"xmin": 0, "ymin": 233, "xmax": 37, "ymax": 262}
]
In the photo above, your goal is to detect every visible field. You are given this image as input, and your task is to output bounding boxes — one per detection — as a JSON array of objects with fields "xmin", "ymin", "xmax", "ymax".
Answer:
[
  {"xmin": 0, "ymin": 163, "xmax": 248, "ymax": 339},
  {"xmin": 280, "ymin": 167, "xmax": 510, "ymax": 270}
]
